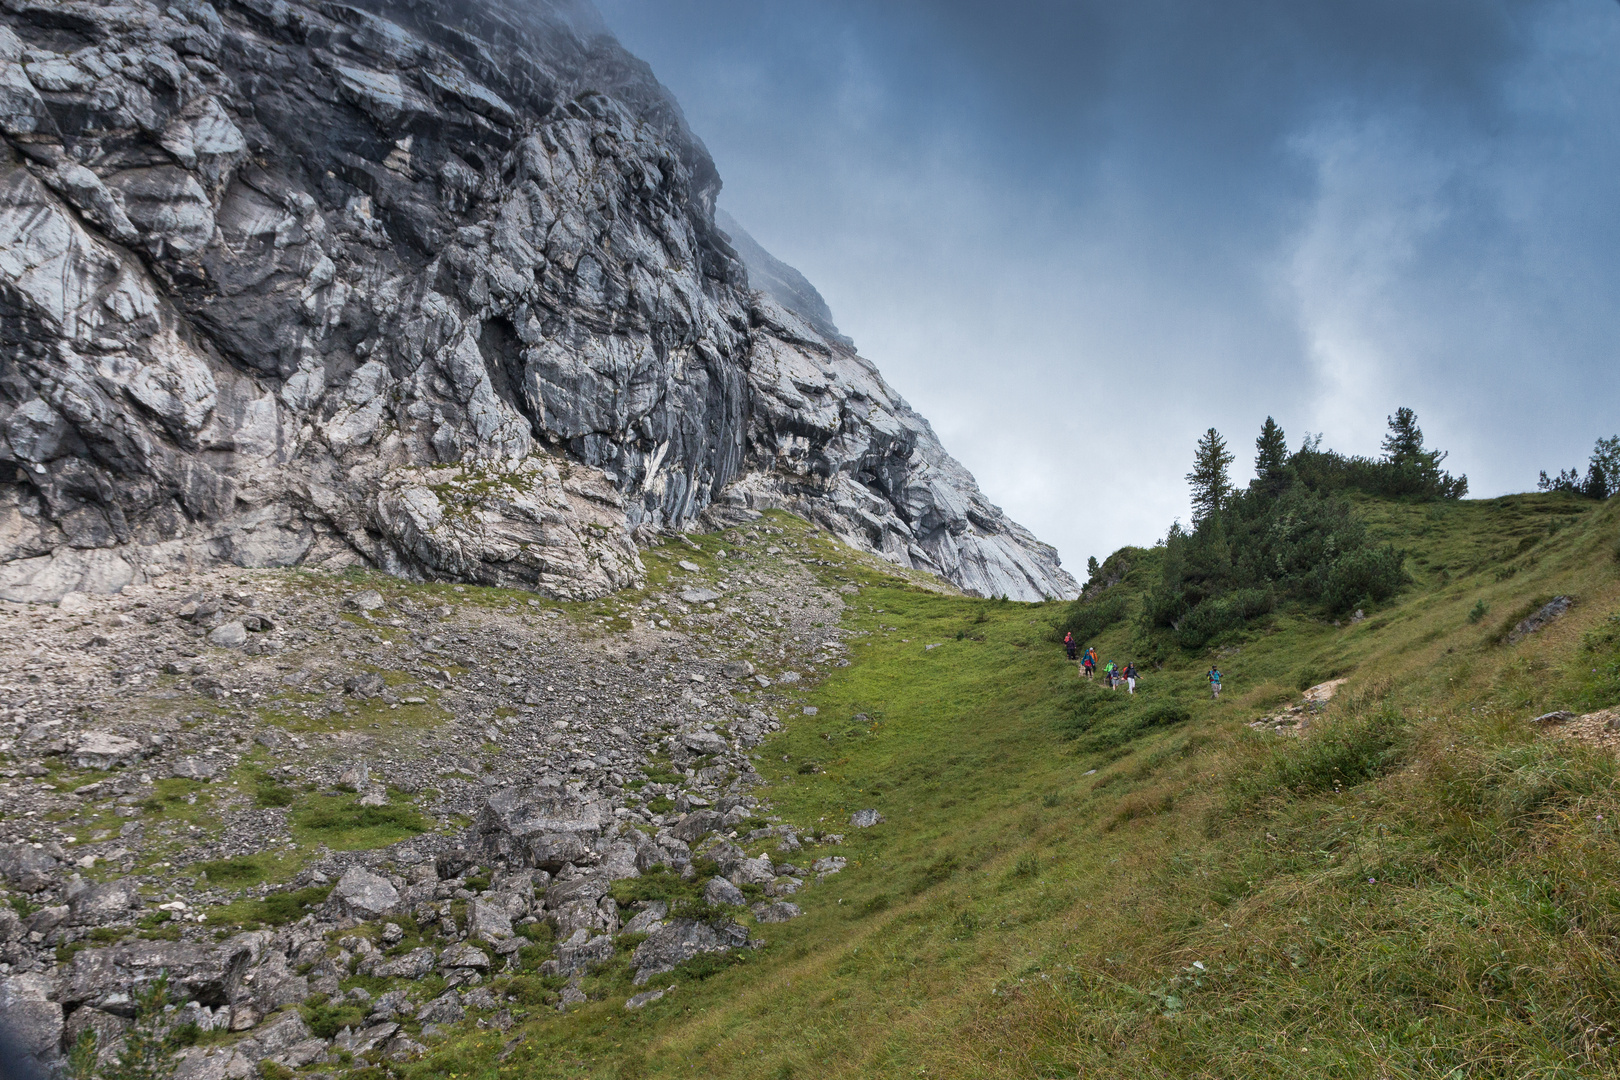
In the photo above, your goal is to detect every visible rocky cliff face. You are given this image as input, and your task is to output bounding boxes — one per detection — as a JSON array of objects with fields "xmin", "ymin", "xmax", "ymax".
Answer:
[{"xmin": 0, "ymin": 0, "xmax": 1078, "ymax": 603}]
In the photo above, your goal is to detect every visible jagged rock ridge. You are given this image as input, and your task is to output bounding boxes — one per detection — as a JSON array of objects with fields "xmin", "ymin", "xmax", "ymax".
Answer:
[{"xmin": 0, "ymin": 0, "xmax": 1078, "ymax": 602}]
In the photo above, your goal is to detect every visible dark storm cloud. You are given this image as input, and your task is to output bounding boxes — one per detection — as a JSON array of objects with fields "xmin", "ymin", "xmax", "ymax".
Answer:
[{"xmin": 593, "ymin": 0, "xmax": 1620, "ymax": 569}]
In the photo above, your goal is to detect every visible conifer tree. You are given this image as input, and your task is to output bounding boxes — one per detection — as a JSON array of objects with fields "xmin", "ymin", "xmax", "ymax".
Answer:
[
  {"xmin": 1380, "ymin": 407, "xmax": 1466, "ymax": 498},
  {"xmin": 1186, "ymin": 427, "xmax": 1234, "ymax": 525},
  {"xmin": 1381, "ymin": 407, "xmax": 1428, "ymax": 468},
  {"xmin": 1253, "ymin": 416, "xmax": 1289, "ymax": 493}
]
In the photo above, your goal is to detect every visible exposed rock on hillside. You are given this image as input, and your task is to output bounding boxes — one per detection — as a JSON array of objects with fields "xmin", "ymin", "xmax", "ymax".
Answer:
[
  {"xmin": 0, "ymin": 0, "xmax": 1077, "ymax": 602},
  {"xmin": 0, "ymin": 516, "xmax": 870, "ymax": 1067}
]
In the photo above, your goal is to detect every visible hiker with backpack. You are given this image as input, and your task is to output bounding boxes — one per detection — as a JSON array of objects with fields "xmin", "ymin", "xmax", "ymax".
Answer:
[
  {"xmin": 1082, "ymin": 647, "xmax": 1097, "ymax": 679},
  {"xmin": 1064, "ymin": 632, "xmax": 1078, "ymax": 664},
  {"xmin": 1208, "ymin": 666, "xmax": 1222, "ymax": 699},
  {"xmin": 1124, "ymin": 661, "xmax": 1138, "ymax": 694},
  {"xmin": 1105, "ymin": 661, "xmax": 1118, "ymax": 689}
]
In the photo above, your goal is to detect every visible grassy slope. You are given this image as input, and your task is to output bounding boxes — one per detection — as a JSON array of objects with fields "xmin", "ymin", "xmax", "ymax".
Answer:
[{"xmin": 416, "ymin": 493, "xmax": 1620, "ymax": 1080}]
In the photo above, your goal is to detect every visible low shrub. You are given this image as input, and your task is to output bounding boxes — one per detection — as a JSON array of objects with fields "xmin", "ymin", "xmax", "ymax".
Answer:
[
  {"xmin": 1235, "ymin": 706, "xmax": 1408, "ymax": 804},
  {"xmin": 301, "ymin": 994, "xmax": 368, "ymax": 1039},
  {"xmin": 1322, "ymin": 545, "xmax": 1408, "ymax": 615},
  {"xmin": 1174, "ymin": 589, "xmax": 1275, "ymax": 649},
  {"xmin": 194, "ymin": 855, "xmax": 269, "ymax": 886}
]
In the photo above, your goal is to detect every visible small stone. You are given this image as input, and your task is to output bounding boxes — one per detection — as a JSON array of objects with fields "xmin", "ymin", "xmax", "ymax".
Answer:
[
  {"xmin": 1531, "ymin": 710, "xmax": 1577, "ymax": 725},
  {"xmin": 344, "ymin": 672, "xmax": 386, "ymax": 698},
  {"xmin": 170, "ymin": 756, "xmax": 221, "ymax": 781},
  {"xmin": 624, "ymin": 986, "xmax": 673, "ymax": 1010},
  {"xmin": 344, "ymin": 591, "xmax": 386, "ymax": 612},
  {"xmin": 438, "ymin": 943, "xmax": 491, "ymax": 971},
  {"xmin": 849, "ymin": 808, "xmax": 884, "ymax": 829},
  {"xmin": 207, "ymin": 622, "xmax": 248, "ymax": 648},
  {"xmin": 802, "ymin": 706, "xmax": 817, "ymax": 716},
  {"xmin": 750, "ymin": 901, "xmax": 802, "ymax": 923},
  {"xmin": 677, "ymin": 560, "xmax": 701, "ymax": 573},
  {"xmin": 74, "ymin": 732, "xmax": 142, "ymax": 770},
  {"xmin": 680, "ymin": 588, "xmax": 720, "ymax": 604}
]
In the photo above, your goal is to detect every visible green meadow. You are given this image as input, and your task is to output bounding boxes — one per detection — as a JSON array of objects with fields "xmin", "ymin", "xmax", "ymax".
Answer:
[{"xmin": 385, "ymin": 492, "xmax": 1620, "ymax": 1079}]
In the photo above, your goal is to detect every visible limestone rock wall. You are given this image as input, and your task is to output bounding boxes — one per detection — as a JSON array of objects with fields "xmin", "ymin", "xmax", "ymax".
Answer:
[{"xmin": 0, "ymin": 0, "xmax": 1077, "ymax": 602}]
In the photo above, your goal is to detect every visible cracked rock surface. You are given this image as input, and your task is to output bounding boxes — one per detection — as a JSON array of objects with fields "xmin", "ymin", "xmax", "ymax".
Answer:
[{"xmin": 0, "ymin": 0, "xmax": 1076, "ymax": 603}]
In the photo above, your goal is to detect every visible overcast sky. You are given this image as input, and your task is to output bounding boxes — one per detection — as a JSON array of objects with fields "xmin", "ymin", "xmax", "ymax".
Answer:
[{"xmin": 595, "ymin": 0, "xmax": 1620, "ymax": 572}]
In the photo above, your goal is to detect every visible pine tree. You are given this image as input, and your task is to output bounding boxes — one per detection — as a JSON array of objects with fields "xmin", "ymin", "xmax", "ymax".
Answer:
[
  {"xmin": 1591, "ymin": 436, "xmax": 1620, "ymax": 498},
  {"xmin": 1186, "ymin": 428, "xmax": 1234, "ymax": 525},
  {"xmin": 1381, "ymin": 407, "xmax": 1427, "ymax": 468},
  {"xmin": 1584, "ymin": 461, "xmax": 1609, "ymax": 501},
  {"xmin": 1380, "ymin": 407, "xmax": 1466, "ymax": 498},
  {"xmin": 1086, "ymin": 556, "xmax": 1100, "ymax": 581},
  {"xmin": 107, "ymin": 974, "xmax": 179, "ymax": 1080},
  {"xmin": 1253, "ymin": 416, "xmax": 1289, "ymax": 493}
]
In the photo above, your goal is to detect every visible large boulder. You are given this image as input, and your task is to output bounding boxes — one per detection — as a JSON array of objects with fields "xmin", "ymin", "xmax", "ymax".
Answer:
[
  {"xmin": 329, "ymin": 867, "xmax": 401, "ymax": 921},
  {"xmin": 476, "ymin": 784, "xmax": 613, "ymax": 871},
  {"xmin": 250, "ymin": 1011, "xmax": 312, "ymax": 1058},
  {"xmin": 553, "ymin": 928, "xmax": 615, "ymax": 976},
  {"xmin": 467, "ymin": 899, "xmax": 513, "ymax": 942},
  {"xmin": 66, "ymin": 879, "xmax": 142, "ymax": 925},
  {"xmin": 366, "ymin": 947, "xmax": 437, "ymax": 980},
  {"xmin": 172, "ymin": 1046, "xmax": 257, "ymax": 1080},
  {"xmin": 63, "ymin": 940, "xmax": 253, "ymax": 1011},
  {"xmin": 543, "ymin": 875, "xmax": 618, "ymax": 939},
  {"xmin": 72, "ymin": 733, "xmax": 143, "ymax": 770},
  {"xmin": 0, "ymin": 843, "xmax": 59, "ymax": 892},
  {"xmin": 0, "ymin": 972, "xmax": 62, "ymax": 1065},
  {"xmin": 702, "ymin": 877, "xmax": 746, "ymax": 907},
  {"xmin": 630, "ymin": 919, "xmax": 751, "ymax": 985},
  {"xmin": 668, "ymin": 810, "xmax": 723, "ymax": 844}
]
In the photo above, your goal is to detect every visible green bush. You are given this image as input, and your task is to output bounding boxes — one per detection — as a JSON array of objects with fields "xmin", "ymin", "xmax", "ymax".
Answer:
[
  {"xmin": 673, "ymin": 949, "xmax": 750, "ymax": 981},
  {"xmin": 289, "ymin": 795, "xmax": 430, "ymax": 848},
  {"xmin": 300, "ymin": 994, "xmax": 368, "ymax": 1039},
  {"xmin": 258, "ymin": 885, "xmax": 331, "ymax": 924},
  {"xmin": 1140, "ymin": 701, "xmax": 1191, "ymax": 727},
  {"xmin": 250, "ymin": 770, "xmax": 297, "ymax": 808},
  {"xmin": 194, "ymin": 855, "xmax": 269, "ymax": 886},
  {"xmin": 1054, "ymin": 592, "xmax": 1128, "ymax": 644},
  {"xmin": 1174, "ymin": 589, "xmax": 1275, "ymax": 649},
  {"xmin": 1322, "ymin": 545, "xmax": 1408, "ymax": 615}
]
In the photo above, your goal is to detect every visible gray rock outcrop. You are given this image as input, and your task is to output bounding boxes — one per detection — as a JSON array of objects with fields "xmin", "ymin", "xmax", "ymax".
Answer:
[{"xmin": 0, "ymin": 0, "xmax": 1077, "ymax": 602}]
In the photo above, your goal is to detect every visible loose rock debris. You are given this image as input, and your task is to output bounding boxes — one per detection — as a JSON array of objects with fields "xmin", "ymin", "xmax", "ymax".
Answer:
[{"xmin": 0, "ymin": 521, "xmax": 878, "ymax": 1072}]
